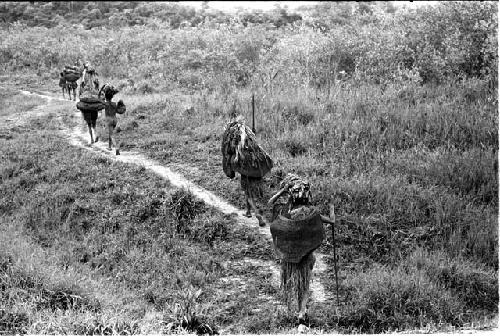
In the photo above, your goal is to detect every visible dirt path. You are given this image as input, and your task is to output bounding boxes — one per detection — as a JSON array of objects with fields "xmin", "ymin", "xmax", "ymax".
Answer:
[{"xmin": 16, "ymin": 90, "xmax": 331, "ymax": 307}]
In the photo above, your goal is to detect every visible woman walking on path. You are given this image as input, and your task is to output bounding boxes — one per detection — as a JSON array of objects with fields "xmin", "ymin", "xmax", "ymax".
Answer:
[
  {"xmin": 221, "ymin": 117, "xmax": 274, "ymax": 227},
  {"xmin": 268, "ymin": 173, "xmax": 335, "ymax": 324},
  {"xmin": 76, "ymin": 64, "xmax": 103, "ymax": 146},
  {"xmin": 59, "ymin": 72, "xmax": 67, "ymax": 99}
]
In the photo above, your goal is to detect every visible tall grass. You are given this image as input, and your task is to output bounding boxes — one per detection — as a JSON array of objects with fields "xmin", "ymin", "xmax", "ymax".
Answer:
[{"xmin": 0, "ymin": 16, "xmax": 497, "ymax": 332}]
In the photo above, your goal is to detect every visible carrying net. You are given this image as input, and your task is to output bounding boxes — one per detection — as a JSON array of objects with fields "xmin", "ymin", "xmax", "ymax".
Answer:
[
  {"xmin": 272, "ymin": 206, "xmax": 324, "ymax": 312},
  {"xmin": 221, "ymin": 120, "xmax": 273, "ymax": 178},
  {"xmin": 270, "ymin": 206, "xmax": 325, "ymax": 263},
  {"xmin": 76, "ymin": 100, "xmax": 105, "ymax": 112}
]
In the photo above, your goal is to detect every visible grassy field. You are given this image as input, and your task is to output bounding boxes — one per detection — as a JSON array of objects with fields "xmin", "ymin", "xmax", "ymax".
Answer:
[
  {"xmin": 0, "ymin": 69, "xmax": 498, "ymax": 335},
  {"xmin": 112, "ymin": 76, "xmax": 498, "ymax": 333},
  {"xmin": 0, "ymin": 87, "xmax": 288, "ymax": 334}
]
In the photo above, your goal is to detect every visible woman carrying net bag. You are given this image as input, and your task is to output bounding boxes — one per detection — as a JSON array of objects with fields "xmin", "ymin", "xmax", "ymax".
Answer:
[
  {"xmin": 76, "ymin": 63, "xmax": 104, "ymax": 145},
  {"xmin": 268, "ymin": 173, "xmax": 335, "ymax": 324}
]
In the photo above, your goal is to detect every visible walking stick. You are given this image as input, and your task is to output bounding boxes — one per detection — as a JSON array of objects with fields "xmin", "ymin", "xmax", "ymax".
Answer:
[
  {"xmin": 330, "ymin": 204, "xmax": 340, "ymax": 306},
  {"xmin": 252, "ymin": 94, "xmax": 256, "ymax": 134}
]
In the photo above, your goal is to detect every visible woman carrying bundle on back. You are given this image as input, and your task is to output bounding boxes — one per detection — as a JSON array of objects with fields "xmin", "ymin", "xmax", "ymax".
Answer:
[
  {"xmin": 268, "ymin": 173, "xmax": 335, "ymax": 324},
  {"xmin": 221, "ymin": 117, "xmax": 274, "ymax": 227},
  {"xmin": 76, "ymin": 64, "xmax": 104, "ymax": 146},
  {"xmin": 61, "ymin": 64, "xmax": 82, "ymax": 101}
]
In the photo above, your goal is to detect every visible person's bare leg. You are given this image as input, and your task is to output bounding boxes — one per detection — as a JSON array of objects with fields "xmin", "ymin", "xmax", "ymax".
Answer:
[
  {"xmin": 87, "ymin": 123, "xmax": 94, "ymax": 145},
  {"xmin": 92, "ymin": 126, "xmax": 98, "ymax": 143},
  {"xmin": 108, "ymin": 125, "xmax": 113, "ymax": 150},
  {"xmin": 112, "ymin": 126, "xmax": 120, "ymax": 155},
  {"xmin": 61, "ymin": 88, "xmax": 65, "ymax": 99},
  {"xmin": 72, "ymin": 88, "xmax": 76, "ymax": 101},
  {"xmin": 298, "ymin": 290, "xmax": 310, "ymax": 322},
  {"xmin": 298, "ymin": 254, "xmax": 315, "ymax": 323},
  {"xmin": 91, "ymin": 118, "xmax": 99, "ymax": 143},
  {"xmin": 247, "ymin": 194, "xmax": 266, "ymax": 226},
  {"xmin": 244, "ymin": 191, "xmax": 252, "ymax": 217}
]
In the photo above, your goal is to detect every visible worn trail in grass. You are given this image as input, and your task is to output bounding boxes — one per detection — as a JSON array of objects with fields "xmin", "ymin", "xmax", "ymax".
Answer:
[{"xmin": 20, "ymin": 90, "xmax": 330, "ymax": 310}]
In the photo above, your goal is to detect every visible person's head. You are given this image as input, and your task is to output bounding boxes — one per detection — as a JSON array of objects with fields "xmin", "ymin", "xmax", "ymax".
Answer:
[{"xmin": 102, "ymin": 84, "xmax": 119, "ymax": 101}]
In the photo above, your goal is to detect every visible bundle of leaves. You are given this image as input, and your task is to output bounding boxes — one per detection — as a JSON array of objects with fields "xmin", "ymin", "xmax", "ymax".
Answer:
[
  {"xmin": 288, "ymin": 205, "xmax": 318, "ymax": 220},
  {"xmin": 279, "ymin": 173, "xmax": 312, "ymax": 205},
  {"xmin": 221, "ymin": 120, "xmax": 273, "ymax": 178}
]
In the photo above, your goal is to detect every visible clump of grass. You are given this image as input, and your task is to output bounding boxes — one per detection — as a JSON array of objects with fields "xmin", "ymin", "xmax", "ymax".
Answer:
[
  {"xmin": 406, "ymin": 248, "xmax": 498, "ymax": 313},
  {"xmin": 168, "ymin": 188, "xmax": 206, "ymax": 235},
  {"xmin": 281, "ymin": 105, "xmax": 315, "ymax": 127},
  {"xmin": 134, "ymin": 191, "xmax": 167, "ymax": 222},
  {"xmin": 36, "ymin": 286, "xmax": 101, "ymax": 312},
  {"xmin": 22, "ymin": 192, "xmax": 77, "ymax": 248},
  {"xmin": 0, "ymin": 309, "xmax": 29, "ymax": 335},
  {"xmin": 1, "ymin": 250, "xmax": 102, "ymax": 332},
  {"xmin": 166, "ymin": 284, "xmax": 219, "ymax": 335},
  {"xmin": 282, "ymin": 138, "xmax": 308, "ymax": 157},
  {"xmin": 70, "ymin": 318, "xmax": 140, "ymax": 335},
  {"xmin": 339, "ymin": 263, "xmax": 465, "ymax": 333},
  {"xmin": 189, "ymin": 213, "xmax": 229, "ymax": 247}
]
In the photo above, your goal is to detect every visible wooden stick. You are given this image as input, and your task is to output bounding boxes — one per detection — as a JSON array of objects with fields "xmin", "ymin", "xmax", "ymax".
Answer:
[
  {"xmin": 330, "ymin": 204, "xmax": 340, "ymax": 306},
  {"xmin": 252, "ymin": 94, "xmax": 256, "ymax": 134}
]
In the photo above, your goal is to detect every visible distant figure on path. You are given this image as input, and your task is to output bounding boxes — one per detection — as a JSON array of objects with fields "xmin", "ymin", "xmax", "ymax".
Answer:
[
  {"xmin": 268, "ymin": 173, "xmax": 334, "ymax": 324},
  {"xmin": 99, "ymin": 83, "xmax": 126, "ymax": 155},
  {"xmin": 60, "ymin": 65, "xmax": 81, "ymax": 101},
  {"xmin": 221, "ymin": 117, "xmax": 274, "ymax": 226},
  {"xmin": 76, "ymin": 64, "xmax": 104, "ymax": 145},
  {"xmin": 66, "ymin": 80, "xmax": 78, "ymax": 101},
  {"xmin": 59, "ymin": 72, "xmax": 67, "ymax": 99}
]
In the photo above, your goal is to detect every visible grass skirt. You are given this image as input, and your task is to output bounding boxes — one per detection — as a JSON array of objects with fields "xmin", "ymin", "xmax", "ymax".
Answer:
[{"xmin": 280, "ymin": 252, "xmax": 315, "ymax": 312}]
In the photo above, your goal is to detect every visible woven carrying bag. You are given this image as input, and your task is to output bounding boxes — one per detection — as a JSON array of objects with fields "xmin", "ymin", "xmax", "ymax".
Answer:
[
  {"xmin": 63, "ymin": 72, "xmax": 81, "ymax": 82},
  {"xmin": 270, "ymin": 208, "xmax": 325, "ymax": 263},
  {"xmin": 76, "ymin": 101, "xmax": 105, "ymax": 112},
  {"xmin": 63, "ymin": 66, "xmax": 82, "ymax": 82}
]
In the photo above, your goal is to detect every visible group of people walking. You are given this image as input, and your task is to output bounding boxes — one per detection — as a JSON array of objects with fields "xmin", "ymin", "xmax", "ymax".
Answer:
[
  {"xmin": 222, "ymin": 119, "xmax": 334, "ymax": 324},
  {"xmin": 61, "ymin": 62, "xmax": 126, "ymax": 155},
  {"xmin": 59, "ymin": 62, "xmax": 332, "ymax": 325}
]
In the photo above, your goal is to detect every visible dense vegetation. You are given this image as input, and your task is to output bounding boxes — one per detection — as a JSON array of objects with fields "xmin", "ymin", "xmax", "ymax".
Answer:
[{"xmin": 0, "ymin": 1, "xmax": 498, "ymax": 334}]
